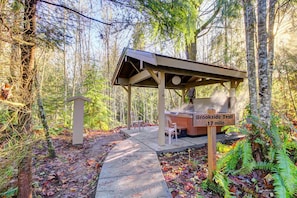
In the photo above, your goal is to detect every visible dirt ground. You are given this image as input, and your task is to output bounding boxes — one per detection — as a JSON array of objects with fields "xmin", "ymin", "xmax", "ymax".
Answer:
[
  {"xmin": 31, "ymin": 129, "xmax": 296, "ymax": 198},
  {"xmin": 32, "ymin": 128, "xmax": 126, "ymax": 198},
  {"xmin": 158, "ymin": 142, "xmax": 276, "ymax": 198}
]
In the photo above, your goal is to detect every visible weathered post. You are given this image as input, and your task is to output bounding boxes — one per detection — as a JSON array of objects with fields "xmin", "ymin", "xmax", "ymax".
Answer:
[
  {"xmin": 67, "ymin": 96, "xmax": 91, "ymax": 145},
  {"xmin": 207, "ymin": 109, "xmax": 217, "ymax": 179}
]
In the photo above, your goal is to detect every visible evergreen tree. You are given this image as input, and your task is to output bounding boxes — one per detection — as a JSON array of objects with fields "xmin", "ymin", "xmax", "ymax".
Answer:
[{"xmin": 84, "ymin": 69, "xmax": 111, "ymax": 130}]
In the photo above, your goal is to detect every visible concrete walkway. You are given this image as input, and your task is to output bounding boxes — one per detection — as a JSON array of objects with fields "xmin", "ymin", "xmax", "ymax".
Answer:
[{"xmin": 95, "ymin": 126, "xmax": 243, "ymax": 198}]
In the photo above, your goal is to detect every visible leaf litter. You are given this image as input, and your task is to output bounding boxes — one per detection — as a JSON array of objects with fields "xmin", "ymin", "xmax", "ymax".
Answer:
[
  {"xmin": 158, "ymin": 140, "xmax": 278, "ymax": 198},
  {"xmin": 32, "ymin": 128, "xmax": 126, "ymax": 198},
  {"xmin": 18, "ymin": 131, "xmax": 295, "ymax": 197}
]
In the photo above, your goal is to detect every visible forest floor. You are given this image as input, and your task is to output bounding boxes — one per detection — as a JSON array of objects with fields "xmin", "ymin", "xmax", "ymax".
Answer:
[
  {"xmin": 32, "ymin": 128, "xmax": 126, "ymax": 197},
  {"xmin": 158, "ymin": 144, "xmax": 275, "ymax": 198},
  {"xmin": 30, "ymin": 129, "xmax": 296, "ymax": 198}
]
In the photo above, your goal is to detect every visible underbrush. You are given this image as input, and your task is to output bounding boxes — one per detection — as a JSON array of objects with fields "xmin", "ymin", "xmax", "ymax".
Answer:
[
  {"xmin": 206, "ymin": 115, "xmax": 297, "ymax": 197},
  {"xmin": 159, "ymin": 115, "xmax": 297, "ymax": 197}
]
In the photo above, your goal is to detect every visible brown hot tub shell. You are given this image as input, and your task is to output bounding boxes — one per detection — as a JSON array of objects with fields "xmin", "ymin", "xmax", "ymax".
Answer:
[{"xmin": 166, "ymin": 113, "xmax": 222, "ymax": 137}]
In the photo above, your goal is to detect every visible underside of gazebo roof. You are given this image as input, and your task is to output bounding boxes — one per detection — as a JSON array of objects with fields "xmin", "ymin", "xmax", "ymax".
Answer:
[{"xmin": 112, "ymin": 48, "xmax": 247, "ymax": 89}]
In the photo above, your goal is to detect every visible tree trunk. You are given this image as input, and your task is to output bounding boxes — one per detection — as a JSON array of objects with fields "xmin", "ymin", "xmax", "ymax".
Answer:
[
  {"xmin": 223, "ymin": 1, "xmax": 228, "ymax": 65},
  {"xmin": 242, "ymin": 0, "xmax": 258, "ymax": 117},
  {"xmin": 9, "ymin": 4, "xmax": 22, "ymax": 84},
  {"xmin": 35, "ymin": 75, "xmax": 56, "ymax": 158},
  {"xmin": 185, "ymin": 0, "xmax": 222, "ymax": 62},
  {"xmin": 267, "ymin": 0, "xmax": 276, "ymax": 119},
  {"xmin": 185, "ymin": 40, "xmax": 197, "ymax": 60},
  {"xmin": 63, "ymin": 8, "xmax": 68, "ymax": 126},
  {"xmin": 17, "ymin": 0, "xmax": 37, "ymax": 197},
  {"xmin": 257, "ymin": 0, "xmax": 270, "ymax": 126},
  {"xmin": 17, "ymin": 154, "xmax": 32, "ymax": 198},
  {"xmin": 78, "ymin": 1, "xmax": 83, "ymax": 95}
]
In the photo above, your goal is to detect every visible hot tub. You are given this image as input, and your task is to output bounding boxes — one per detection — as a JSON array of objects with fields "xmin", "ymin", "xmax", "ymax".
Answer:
[{"xmin": 165, "ymin": 111, "xmax": 223, "ymax": 137}]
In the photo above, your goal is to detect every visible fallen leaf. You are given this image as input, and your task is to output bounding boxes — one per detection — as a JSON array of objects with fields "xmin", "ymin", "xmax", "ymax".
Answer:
[
  {"xmin": 46, "ymin": 190, "xmax": 55, "ymax": 196},
  {"xmin": 61, "ymin": 178, "xmax": 69, "ymax": 184},
  {"xmin": 70, "ymin": 187, "xmax": 77, "ymax": 192},
  {"xmin": 165, "ymin": 153, "xmax": 172, "ymax": 157},
  {"xmin": 183, "ymin": 182, "xmax": 194, "ymax": 191},
  {"xmin": 171, "ymin": 190, "xmax": 178, "ymax": 198},
  {"xmin": 47, "ymin": 175, "xmax": 56, "ymax": 181},
  {"xmin": 86, "ymin": 158, "xmax": 96, "ymax": 166},
  {"xmin": 229, "ymin": 185, "xmax": 237, "ymax": 193}
]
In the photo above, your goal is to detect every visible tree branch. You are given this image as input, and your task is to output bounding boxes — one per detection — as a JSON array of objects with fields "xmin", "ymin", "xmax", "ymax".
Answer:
[
  {"xmin": 0, "ymin": 36, "xmax": 35, "ymax": 46},
  {"xmin": 0, "ymin": 100, "xmax": 25, "ymax": 107},
  {"xmin": 39, "ymin": 0, "xmax": 112, "ymax": 26},
  {"xmin": 195, "ymin": 0, "xmax": 223, "ymax": 37}
]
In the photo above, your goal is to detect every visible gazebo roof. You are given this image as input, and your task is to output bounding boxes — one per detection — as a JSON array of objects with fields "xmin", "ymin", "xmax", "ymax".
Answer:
[{"xmin": 112, "ymin": 48, "xmax": 247, "ymax": 89}]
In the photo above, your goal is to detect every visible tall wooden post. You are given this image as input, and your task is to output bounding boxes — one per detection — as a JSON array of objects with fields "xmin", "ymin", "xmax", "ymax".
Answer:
[
  {"xmin": 207, "ymin": 109, "xmax": 217, "ymax": 179},
  {"xmin": 127, "ymin": 85, "xmax": 131, "ymax": 130},
  {"xmin": 67, "ymin": 96, "xmax": 91, "ymax": 145},
  {"xmin": 182, "ymin": 89, "xmax": 186, "ymax": 104},
  {"xmin": 158, "ymin": 71, "xmax": 165, "ymax": 146},
  {"xmin": 229, "ymin": 81, "xmax": 236, "ymax": 113}
]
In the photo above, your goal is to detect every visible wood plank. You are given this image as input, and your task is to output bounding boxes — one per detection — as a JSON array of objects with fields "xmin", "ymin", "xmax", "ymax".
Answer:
[
  {"xmin": 207, "ymin": 109, "xmax": 217, "ymax": 179},
  {"xmin": 116, "ymin": 77, "xmax": 129, "ymax": 85},
  {"xmin": 126, "ymin": 49, "xmax": 157, "ymax": 65},
  {"xmin": 158, "ymin": 71, "xmax": 165, "ymax": 146},
  {"xmin": 207, "ymin": 125, "xmax": 216, "ymax": 179},
  {"xmin": 156, "ymin": 55, "xmax": 247, "ymax": 78},
  {"xmin": 127, "ymin": 85, "xmax": 131, "ymax": 130},
  {"xmin": 193, "ymin": 113, "xmax": 235, "ymax": 127},
  {"xmin": 145, "ymin": 64, "xmax": 244, "ymax": 82},
  {"xmin": 129, "ymin": 70, "xmax": 151, "ymax": 85},
  {"xmin": 147, "ymin": 68, "xmax": 160, "ymax": 84}
]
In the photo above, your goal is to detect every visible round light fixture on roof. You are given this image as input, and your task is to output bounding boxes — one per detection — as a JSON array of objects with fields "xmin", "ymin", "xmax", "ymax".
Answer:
[{"xmin": 172, "ymin": 75, "xmax": 181, "ymax": 85}]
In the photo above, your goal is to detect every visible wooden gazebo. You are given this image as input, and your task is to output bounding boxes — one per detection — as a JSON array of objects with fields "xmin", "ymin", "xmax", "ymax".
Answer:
[{"xmin": 111, "ymin": 48, "xmax": 247, "ymax": 146}]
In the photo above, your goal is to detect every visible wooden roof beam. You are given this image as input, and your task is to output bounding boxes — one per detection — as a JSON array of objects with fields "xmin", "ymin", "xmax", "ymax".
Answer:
[
  {"xmin": 115, "ymin": 77, "xmax": 129, "ymax": 85},
  {"xmin": 127, "ymin": 60, "xmax": 140, "ymax": 73},
  {"xmin": 185, "ymin": 79, "xmax": 229, "ymax": 88},
  {"xmin": 156, "ymin": 56, "xmax": 247, "ymax": 79},
  {"xmin": 129, "ymin": 70, "xmax": 151, "ymax": 85},
  {"xmin": 147, "ymin": 68, "xmax": 160, "ymax": 84},
  {"xmin": 145, "ymin": 65, "xmax": 239, "ymax": 82}
]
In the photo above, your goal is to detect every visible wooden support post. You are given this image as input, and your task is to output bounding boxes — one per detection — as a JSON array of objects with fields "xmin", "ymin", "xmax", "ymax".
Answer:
[
  {"xmin": 158, "ymin": 71, "xmax": 165, "ymax": 146},
  {"xmin": 207, "ymin": 109, "xmax": 217, "ymax": 179},
  {"xmin": 229, "ymin": 81, "xmax": 236, "ymax": 114},
  {"xmin": 127, "ymin": 85, "xmax": 131, "ymax": 130},
  {"xmin": 182, "ymin": 89, "xmax": 186, "ymax": 104}
]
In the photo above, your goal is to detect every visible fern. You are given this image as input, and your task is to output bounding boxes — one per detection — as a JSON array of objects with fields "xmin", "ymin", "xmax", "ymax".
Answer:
[
  {"xmin": 267, "ymin": 147, "xmax": 276, "ymax": 162},
  {"xmin": 254, "ymin": 137, "xmax": 265, "ymax": 146},
  {"xmin": 217, "ymin": 139, "xmax": 256, "ymax": 175},
  {"xmin": 239, "ymin": 140, "xmax": 255, "ymax": 174},
  {"xmin": 283, "ymin": 136, "xmax": 297, "ymax": 163},
  {"xmin": 285, "ymin": 140, "xmax": 297, "ymax": 150},
  {"xmin": 267, "ymin": 118, "xmax": 282, "ymax": 149},
  {"xmin": 276, "ymin": 149, "xmax": 297, "ymax": 196},
  {"xmin": 240, "ymin": 127, "xmax": 251, "ymax": 136},
  {"xmin": 221, "ymin": 125, "xmax": 240, "ymax": 134},
  {"xmin": 201, "ymin": 179, "xmax": 224, "ymax": 196},
  {"xmin": 0, "ymin": 187, "xmax": 18, "ymax": 198},
  {"xmin": 213, "ymin": 113, "xmax": 297, "ymax": 197},
  {"xmin": 217, "ymin": 142, "xmax": 232, "ymax": 153},
  {"xmin": 254, "ymin": 161, "xmax": 276, "ymax": 172},
  {"xmin": 213, "ymin": 171, "xmax": 231, "ymax": 198},
  {"xmin": 216, "ymin": 141, "xmax": 242, "ymax": 174},
  {"xmin": 272, "ymin": 173, "xmax": 290, "ymax": 198}
]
